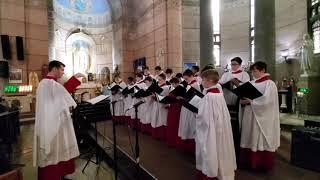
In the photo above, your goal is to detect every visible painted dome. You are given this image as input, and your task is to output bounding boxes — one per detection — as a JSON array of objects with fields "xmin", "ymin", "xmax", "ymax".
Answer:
[{"xmin": 53, "ymin": 0, "xmax": 112, "ymax": 27}]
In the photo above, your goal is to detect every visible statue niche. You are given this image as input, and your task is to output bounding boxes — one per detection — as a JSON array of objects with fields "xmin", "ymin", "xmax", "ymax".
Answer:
[{"xmin": 72, "ymin": 40, "xmax": 91, "ymax": 75}]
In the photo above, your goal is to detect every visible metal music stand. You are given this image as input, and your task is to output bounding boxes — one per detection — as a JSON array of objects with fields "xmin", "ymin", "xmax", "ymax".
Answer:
[{"xmin": 73, "ymin": 99, "xmax": 112, "ymax": 173}]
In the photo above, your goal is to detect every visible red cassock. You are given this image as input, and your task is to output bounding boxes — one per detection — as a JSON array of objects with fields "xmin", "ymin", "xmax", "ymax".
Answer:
[
  {"xmin": 166, "ymin": 94, "xmax": 182, "ymax": 148},
  {"xmin": 239, "ymin": 148, "xmax": 274, "ymax": 171},
  {"xmin": 38, "ymin": 76, "xmax": 80, "ymax": 180}
]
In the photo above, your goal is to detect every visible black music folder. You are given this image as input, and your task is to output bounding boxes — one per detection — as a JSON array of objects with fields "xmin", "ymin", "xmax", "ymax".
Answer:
[
  {"xmin": 170, "ymin": 85, "xmax": 187, "ymax": 97},
  {"xmin": 221, "ymin": 78, "xmax": 241, "ymax": 91},
  {"xmin": 180, "ymin": 80, "xmax": 188, "ymax": 88},
  {"xmin": 134, "ymin": 89, "xmax": 147, "ymax": 98},
  {"xmin": 185, "ymin": 86, "xmax": 204, "ymax": 100},
  {"xmin": 232, "ymin": 82, "xmax": 263, "ymax": 100},
  {"xmin": 157, "ymin": 94, "xmax": 177, "ymax": 104},
  {"xmin": 146, "ymin": 83, "xmax": 163, "ymax": 95},
  {"xmin": 122, "ymin": 86, "xmax": 135, "ymax": 96},
  {"xmin": 110, "ymin": 84, "xmax": 122, "ymax": 93}
]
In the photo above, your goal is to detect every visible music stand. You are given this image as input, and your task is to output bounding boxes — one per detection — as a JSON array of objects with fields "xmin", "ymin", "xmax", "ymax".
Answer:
[{"xmin": 73, "ymin": 99, "xmax": 112, "ymax": 173}]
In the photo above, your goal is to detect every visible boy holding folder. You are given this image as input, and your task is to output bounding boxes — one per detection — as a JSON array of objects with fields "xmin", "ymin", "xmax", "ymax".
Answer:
[{"xmin": 196, "ymin": 69, "xmax": 236, "ymax": 180}]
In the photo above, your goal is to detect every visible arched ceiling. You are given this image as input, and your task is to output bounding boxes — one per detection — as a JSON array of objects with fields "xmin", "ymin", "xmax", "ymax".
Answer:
[{"xmin": 52, "ymin": 0, "xmax": 125, "ymax": 28}]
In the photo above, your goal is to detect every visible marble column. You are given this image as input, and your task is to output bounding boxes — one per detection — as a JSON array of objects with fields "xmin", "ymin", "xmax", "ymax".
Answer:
[
  {"xmin": 200, "ymin": 0, "xmax": 214, "ymax": 68},
  {"xmin": 254, "ymin": 0, "xmax": 276, "ymax": 79}
]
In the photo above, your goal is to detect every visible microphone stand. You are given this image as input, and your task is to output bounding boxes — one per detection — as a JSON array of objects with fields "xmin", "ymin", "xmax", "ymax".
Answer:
[
  {"xmin": 134, "ymin": 104, "xmax": 140, "ymax": 180},
  {"xmin": 111, "ymin": 100, "xmax": 118, "ymax": 180}
]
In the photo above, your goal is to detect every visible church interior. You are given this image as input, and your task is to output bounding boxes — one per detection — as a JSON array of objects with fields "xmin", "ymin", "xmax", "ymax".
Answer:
[{"xmin": 1, "ymin": 0, "xmax": 320, "ymax": 179}]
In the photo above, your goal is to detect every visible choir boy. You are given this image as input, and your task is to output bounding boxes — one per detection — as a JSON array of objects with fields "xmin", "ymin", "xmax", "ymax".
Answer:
[
  {"xmin": 154, "ymin": 66, "xmax": 164, "ymax": 80},
  {"xmin": 219, "ymin": 57, "xmax": 250, "ymax": 105},
  {"xmin": 110, "ymin": 75, "xmax": 127, "ymax": 123},
  {"xmin": 166, "ymin": 77, "xmax": 183, "ymax": 147},
  {"xmin": 239, "ymin": 61, "xmax": 280, "ymax": 172},
  {"xmin": 196, "ymin": 69, "xmax": 236, "ymax": 180},
  {"xmin": 165, "ymin": 68, "xmax": 174, "ymax": 82},
  {"xmin": 123, "ymin": 77, "xmax": 135, "ymax": 124},
  {"xmin": 192, "ymin": 65, "xmax": 202, "ymax": 84},
  {"xmin": 140, "ymin": 76, "xmax": 157, "ymax": 135},
  {"xmin": 178, "ymin": 69, "xmax": 201, "ymax": 153},
  {"xmin": 152, "ymin": 73, "xmax": 170, "ymax": 140},
  {"xmin": 129, "ymin": 73, "xmax": 147, "ymax": 128},
  {"xmin": 143, "ymin": 66, "xmax": 154, "ymax": 79}
]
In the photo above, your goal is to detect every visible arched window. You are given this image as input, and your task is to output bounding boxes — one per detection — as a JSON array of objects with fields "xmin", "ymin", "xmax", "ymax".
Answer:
[
  {"xmin": 308, "ymin": 0, "xmax": 320, "ymax": 53},
  {"xmin": 249, "ymin": 0, "xmax": 255, "ymax": 62},
  {"xmin": 212, "ymin": 0, "xmax": 221, "ymax": 66}
]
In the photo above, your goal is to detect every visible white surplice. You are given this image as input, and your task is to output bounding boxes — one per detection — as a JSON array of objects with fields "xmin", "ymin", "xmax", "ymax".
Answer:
[
  {"xmin": 124, "ymin": 85, "xmax": 134, "ymax": 117},
  {"xmin": 178, "ymin": 80, "xmax": 202, "ymax": 139},
  {"xmin": 219, "ymin": 70, "xmax": 250, "ymax": 105},
  {"xmin": 152, "ymin": 85, "xmax": 170, "ymax": 128},
  {"xmin": 111, "ymin": 81, "xmax": 127, "ymax": 116},
  {"xmin": 33, "ymin": 79, "xmax": 79, "ymax": 167},
  {"xmin": 196, "ymin": 86, "xmax": 236, "ymax": 180},
  {"xmin": 130, "ymin": 81, "xmax": 147, "ymax": 121},
  {"xmin": 240, "ymin": 75, "xmax": 280, "ymax": 152}
]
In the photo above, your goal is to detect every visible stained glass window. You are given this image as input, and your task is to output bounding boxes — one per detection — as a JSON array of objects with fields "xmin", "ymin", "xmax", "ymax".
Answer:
[{"xmin": 308, "ymin": 0, "xmax": 320, "ymax": 53}]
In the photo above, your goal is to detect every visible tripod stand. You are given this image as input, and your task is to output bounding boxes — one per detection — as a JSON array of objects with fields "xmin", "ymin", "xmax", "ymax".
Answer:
[{"xmin": 73, "ymin": 99, "xmax": 112, "ymax": 174}]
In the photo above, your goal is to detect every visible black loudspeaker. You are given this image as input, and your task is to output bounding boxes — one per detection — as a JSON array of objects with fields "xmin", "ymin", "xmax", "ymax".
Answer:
[
  {"xmin": 0, "ymin": 61, "xmax": 9, "ymax": 78},
  {"xmin": 1, "ymin": 35, "xmax": 12, "ymax": 60},
  {"xmin": 16, "ymin": 36, "xmax": 24, "ymax": 61},
  {"xmin": 291, "ymin": 127, "xmax": 320, "ymax": 172}
]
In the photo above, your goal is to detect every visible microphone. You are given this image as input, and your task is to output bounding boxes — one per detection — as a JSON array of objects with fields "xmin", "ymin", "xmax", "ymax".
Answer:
[{"xmin": 125, "ymin": 100, "xmax": 146, "ymax": 112}]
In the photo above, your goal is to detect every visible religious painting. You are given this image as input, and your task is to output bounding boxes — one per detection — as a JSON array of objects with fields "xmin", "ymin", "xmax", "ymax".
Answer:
[
  {"xmin": 184, "ymin": 62, "xmax": 197, "ymax": 70},
  {"xmin": 9, "ymin": 68, "xmax": 23, "ymax": 84}
]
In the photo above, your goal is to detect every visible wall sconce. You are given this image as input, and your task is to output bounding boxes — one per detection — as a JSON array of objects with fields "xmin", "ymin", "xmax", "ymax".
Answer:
[{"xmin": 281, "ymin": 49, "xmax": 291, "ymax": 63}]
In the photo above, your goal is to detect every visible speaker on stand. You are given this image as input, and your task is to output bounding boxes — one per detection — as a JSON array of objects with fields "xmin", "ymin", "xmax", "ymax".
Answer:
[
  {"xmin": 1, "ymin": 35, "xmax": 12, "ymax": 60},
  {"xmin": 16, "ymin": 36, "xmax": 24, "ymax": 61}
]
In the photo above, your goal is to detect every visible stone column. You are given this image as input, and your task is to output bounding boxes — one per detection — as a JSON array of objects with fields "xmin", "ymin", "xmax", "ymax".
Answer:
[
  {"xmin": 166, "ymin": 0, "xmax": 183, "ymax": 73},
  {"xmin": 200, "ymin": 0, "xmax": 213, "ymax": 68},
  {"xmin": 254, "ymin": 0, "xmax": 276, "ymax": 79}
]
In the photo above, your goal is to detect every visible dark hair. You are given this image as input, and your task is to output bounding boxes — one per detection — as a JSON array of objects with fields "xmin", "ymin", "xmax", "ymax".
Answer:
[
  {"xmin": 144, "ymin": 76, "xmax": 153, "ymax": 82},
  {"xmin": 230, "ymin": 57, "xmax": 242, "ymax": 65},
  {"xmin": 192, "ymin": 66, "xmax": 200, "ymax": 72},
  {"xmin": 155, "ymin": 66, "xmax": 162, "ymax": 71},
  {"xmin": 48, "ymin": 60, "xmax": 65, "ymax": 72},
  {"xmin": 200, "ymin": 64, "xmax": 215, "ymax": 73},
  {"xmin": 183, "ymin": 69, "xmax": 194, "ymax": 77},
  {"xmin": 165, "ymin": 68, "xmax": 173, "ymax": 74},
  {"xmin": 135, "ymin": 72, "xmax": 143, "ymax": 78},
  {"xmin": 158, "ymin": 73, "xmax": 166, "ymax": 80},
  {"xmin": 250, "ymin": 61, "xmax": 267, "ymax": 72},
  {"xmin": 169, "ymin": 77, "xmax": 180, "ymax": 84},
  {"xmin": 175, "ymin": 73, "xmax": 183, "ymax": 78},
  {"xmin": 128, "ymin": 77, "xmax": 134, "ymax": 82},
  {"xmin": 143, "ymin": 66, "xmax": 149, "ymax": 71}
]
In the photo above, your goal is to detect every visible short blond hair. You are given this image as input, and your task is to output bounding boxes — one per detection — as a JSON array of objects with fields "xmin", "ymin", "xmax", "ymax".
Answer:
[{"xmin": 201, "ymin": 69, "xmax": 219, "ymax": 83}]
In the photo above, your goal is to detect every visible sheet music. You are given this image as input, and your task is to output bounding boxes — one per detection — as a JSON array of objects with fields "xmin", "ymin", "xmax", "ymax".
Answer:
[
  {"xmin": 156, "ymin": 94, "xmax": 165, "ymax": 101},
  {"xmin": 86, "ymin": 95, "xmax": 110, "ymax": 105}
]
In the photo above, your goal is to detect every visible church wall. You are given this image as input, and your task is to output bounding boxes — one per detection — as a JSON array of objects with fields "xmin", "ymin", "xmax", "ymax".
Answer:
[
  {"xmin": 275, "ymin": 0, "xmax": 307, "ymax": 83},
  {"xmin": 0, "ymin": 0, "xmax": 49, "ymax": 88},
  {"xmin": 182, "ymin": 0, "xmax": 200, "ymax": 66},
  {"xmin": 220, "ymin": 0, "xmax": 250, "ymax": 68},
  {"xmin": 126, "ymin": 0, "xmax": 183, "ymax": 75}
]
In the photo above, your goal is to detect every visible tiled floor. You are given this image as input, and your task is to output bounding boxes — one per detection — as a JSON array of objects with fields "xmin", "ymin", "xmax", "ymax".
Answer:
[
  {"xmin": 11, "ymin": 125, "xmax": 115, "ymax": 180},
  {"xmin": 7, "ymin": 123, "xmax": 320, "ymax": 180}
]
